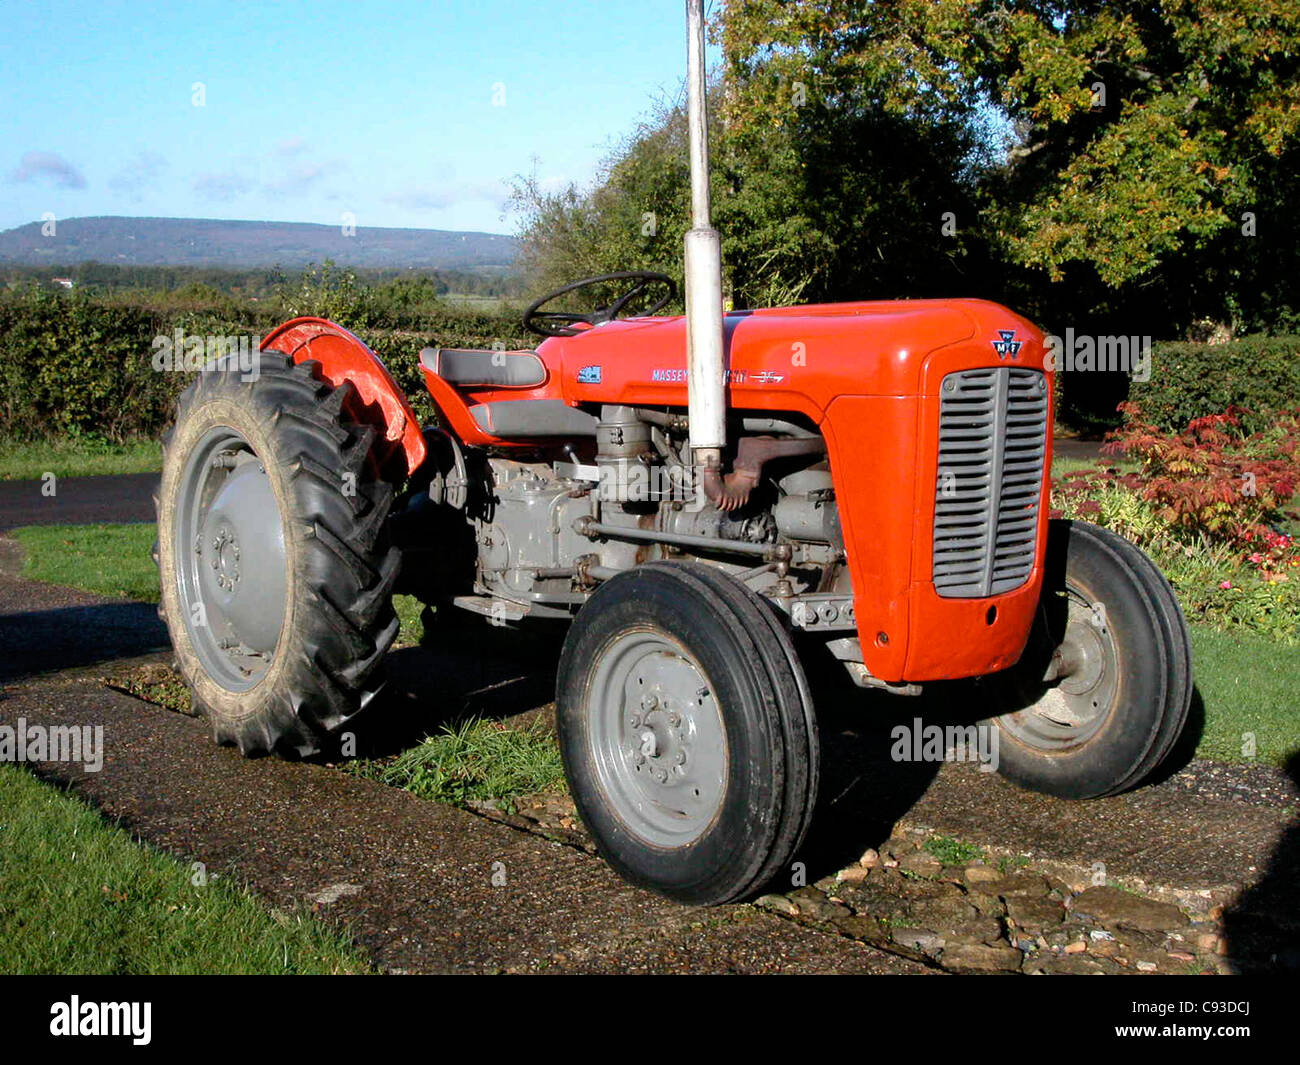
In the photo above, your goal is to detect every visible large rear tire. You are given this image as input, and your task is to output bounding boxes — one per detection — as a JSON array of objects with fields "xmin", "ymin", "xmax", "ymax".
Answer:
[
  {"xmin": 556, "ymin": 562, "xmax": 819, "ymax": 904},
  {"xmin": 155, "ymin": 352, "xmax": 400, "ymax": 757},
  {"xmin": 983, "ymin": 519, "xmax": 1193, "ymax": 798}
]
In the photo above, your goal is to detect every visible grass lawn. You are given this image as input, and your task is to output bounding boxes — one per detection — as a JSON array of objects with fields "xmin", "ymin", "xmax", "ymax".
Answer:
[
  {"xmin": 9, "ymin": 521, "xmax": 1298, "ymax": 767},
  {"xmin": 10, "ymin": 523, "xmax": 429, "ymax": 646},
  {"xmin": 1050, "ymin": 454, "xmax": 1136, "ymax": 478},
  {"xmin": 10, "ymin": 523, "xmax": 160, "ymax": 602},
  {"xmin": 0, "ymin": 764, "xmax": 370, "ymax": 974},
  {"xmin": 348, "ymin": 717, "xmax": 566, "ymax": 812},
  {"xmin": 0, "ymin": 438, "xmax": 161, "ymax": 481},
  {"xmin": 1187, "ymin": 626, "xmax": 1299, "ymax": 765}
]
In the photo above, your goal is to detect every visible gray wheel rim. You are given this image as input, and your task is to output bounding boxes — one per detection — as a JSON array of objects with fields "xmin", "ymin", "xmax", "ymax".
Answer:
[
  {"xmin": 175, "ymin": 425, "xmax": 288, "ymax": 692},
  {"xmin": 586, "ymin": 629, "xmax": 728, "ymax": 848},
  {"xmin": 1000, "ymin": 584, "xmax": 1119, "ymax": 751}
]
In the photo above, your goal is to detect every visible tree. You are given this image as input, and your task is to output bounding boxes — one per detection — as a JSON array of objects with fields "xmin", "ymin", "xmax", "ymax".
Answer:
[
  {"xmin": 721, "ymin": 0, "xmax": 1300, "ymax": 329},
  {"xmin": 511, "ymin": 87, "xmax": 986, "ymax": 310},
  {"xmin": 514, "ymin": 2, "xmax": 1300, "ymax": 342}
]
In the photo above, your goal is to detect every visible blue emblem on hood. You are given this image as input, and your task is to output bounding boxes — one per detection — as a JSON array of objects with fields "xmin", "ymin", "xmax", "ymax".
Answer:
[{"xmin": 992, "ymin": 330, "xmax": 1023, "ymax": 360}]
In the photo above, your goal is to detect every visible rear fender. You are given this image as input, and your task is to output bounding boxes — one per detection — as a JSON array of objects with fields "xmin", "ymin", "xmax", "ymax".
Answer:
[{"xmin": 262, "ymin": 317, "xmax": 427, "ymax": 479}]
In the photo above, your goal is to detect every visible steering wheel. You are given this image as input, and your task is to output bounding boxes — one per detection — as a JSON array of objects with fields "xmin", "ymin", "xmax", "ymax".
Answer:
[{"xmin": 523, "ymin": 271, "xmax": 677, "ymax": 338}]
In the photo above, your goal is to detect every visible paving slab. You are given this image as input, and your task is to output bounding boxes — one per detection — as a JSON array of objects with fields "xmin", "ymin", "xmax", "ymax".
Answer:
[
  {"xmin": 0, "ymin": 679, "xmax": 926, "ymax": 974},
  {"xmin": 0, "ymin": 548, "xmax": 169, "ymax": 681},
  {"xmin": 893, "ymin": 762, "xmax": 1293, "ymax": 912}
]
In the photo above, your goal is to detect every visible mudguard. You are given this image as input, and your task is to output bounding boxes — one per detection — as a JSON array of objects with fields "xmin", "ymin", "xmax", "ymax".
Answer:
[{"xmin": 262, "ymin": 317, "xmax": 427, "ymax": 479}]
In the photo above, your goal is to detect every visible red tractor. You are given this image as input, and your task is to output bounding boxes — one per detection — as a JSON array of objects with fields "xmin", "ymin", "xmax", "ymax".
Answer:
[{"xmin": 153, "ymin": 2, "xmax": 1191, "ymax": 905}]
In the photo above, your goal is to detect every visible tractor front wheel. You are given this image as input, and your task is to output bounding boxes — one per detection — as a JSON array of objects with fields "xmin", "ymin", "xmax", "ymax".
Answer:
[
  {"xmin": 557, "ymin": 562, "xmax": 819, "ymax": 904},
  {"xmin": 983, "ymin": 519, "xmax": 1193, "ymax": 798},
  {"xmin": 155, "ymin": 352, "xmax": 400, "ymax": 757}
]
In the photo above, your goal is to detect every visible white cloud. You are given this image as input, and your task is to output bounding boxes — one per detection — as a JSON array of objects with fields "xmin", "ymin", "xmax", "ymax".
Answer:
[{"xmin": 10, "ymin": 151, "xmax": 86, "ymax": 189}]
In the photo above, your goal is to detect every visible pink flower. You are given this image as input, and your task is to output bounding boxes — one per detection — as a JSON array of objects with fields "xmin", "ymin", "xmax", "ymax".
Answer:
[{"xmin": 1219, "ymin": 580, "xmax": 1233, "ymax": 590}]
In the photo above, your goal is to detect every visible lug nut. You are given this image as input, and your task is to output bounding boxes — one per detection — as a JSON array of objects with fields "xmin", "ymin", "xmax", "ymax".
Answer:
[{"xmin": 641, "ymin": 693, "xmax": 658, "ymax": 711}]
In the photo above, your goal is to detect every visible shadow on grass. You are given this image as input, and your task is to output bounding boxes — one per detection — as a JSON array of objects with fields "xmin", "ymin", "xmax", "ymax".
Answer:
[{"xmin": 342, "ymin": 611, "xmax": 568, "ymax": 759}]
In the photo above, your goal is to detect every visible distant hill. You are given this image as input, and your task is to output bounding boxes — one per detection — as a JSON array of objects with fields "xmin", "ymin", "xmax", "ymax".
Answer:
[{"xmin": 0, "ymin": 216, "xmax": 518, "ymax": 271}]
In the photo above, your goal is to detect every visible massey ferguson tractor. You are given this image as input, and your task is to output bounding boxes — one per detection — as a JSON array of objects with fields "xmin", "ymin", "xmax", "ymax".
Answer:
[{"xmin": 154, "ymin": 2, "xmax": 1192, "ymax": 905}]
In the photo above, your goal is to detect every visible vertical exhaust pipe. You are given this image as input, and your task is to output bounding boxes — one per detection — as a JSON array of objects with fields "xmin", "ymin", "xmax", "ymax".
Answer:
[{"xmin": 684, "ymin": 0, "xmax": 726, "ymax": 474}]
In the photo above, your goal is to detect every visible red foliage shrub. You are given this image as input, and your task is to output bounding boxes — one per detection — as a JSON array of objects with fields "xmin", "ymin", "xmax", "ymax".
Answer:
[{"xmin": 1102, "ymin": 403, "xmax": 1300, "ymax": 542}]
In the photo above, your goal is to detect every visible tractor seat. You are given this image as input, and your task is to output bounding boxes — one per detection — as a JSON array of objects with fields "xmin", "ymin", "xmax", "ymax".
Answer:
[{"xmin": 419, "ymin": 347, "xmax": 547, "ymax": 389}]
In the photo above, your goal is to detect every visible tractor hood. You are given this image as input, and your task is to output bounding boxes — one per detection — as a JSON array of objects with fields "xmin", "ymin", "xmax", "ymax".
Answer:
[{"xmin": 554, "ymin": 298, "xmax": 1046, "ymax": 420}]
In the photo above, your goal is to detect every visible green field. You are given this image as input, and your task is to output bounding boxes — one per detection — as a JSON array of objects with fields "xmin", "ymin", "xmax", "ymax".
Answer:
[
  {"xmin": 1185, "ymin": 626, "xmax": 1299, "ymax": 764},
  {"xmin": 0, "ymin": 438, "xmax": 162, "ymax": 481},
  {"xmin": 0, "ymin": 764, "xmax": 370, "ymax": 974},
  {"xmin": 10, "ymin": 523, "xmax": 160, "ymax": 602},
  {"xmin": 8, "ymin": 521, "xmax": 1297, "ymax": 767},
  {"xmin": 9, "ymin": 523, "xmax": 428, "ymax": 646}
]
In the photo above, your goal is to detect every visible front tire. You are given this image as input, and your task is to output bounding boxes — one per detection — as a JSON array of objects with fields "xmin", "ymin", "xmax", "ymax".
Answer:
[
  {"xmin": 984, "ymin": 519, "xmax": 1193, "ymax": 798},
  {"xmin": 557, "ymin": 562, "xmax": 819, "ymax": 904},
  {"xmin": 155, "ymin": 352, "xmax": 400, "ymax": 757}
]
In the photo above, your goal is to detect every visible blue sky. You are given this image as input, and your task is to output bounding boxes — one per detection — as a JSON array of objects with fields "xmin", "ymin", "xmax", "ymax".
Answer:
[{"xmin": 0, "ymin": 0, "xmax": 716, "ymax": 235}]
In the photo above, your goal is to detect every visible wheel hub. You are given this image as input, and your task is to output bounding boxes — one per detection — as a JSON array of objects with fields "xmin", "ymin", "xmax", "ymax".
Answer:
[
  {"xmin": 630, "ymin": 695, "xmax": 692, "ymax": 786},
  {"xmin": 210, "ymin": 525, "xmax": 241, "ymax": 589},
  {"xmin": 588, "ymin": 632, "xmax": 728, "ymax": 848},
  {"xmin": 176, "ymin": 429, "xmax": 288, "ymax": 692},
  {"xmin": 1004, "ymin": 587, "xmax": 1119, "ymax": 748}
]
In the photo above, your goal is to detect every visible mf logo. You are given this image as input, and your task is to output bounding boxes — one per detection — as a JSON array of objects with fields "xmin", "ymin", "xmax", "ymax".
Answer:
[{"xmin": 991, "ymin": 330, "xmax": 1023, "ymax": 361}]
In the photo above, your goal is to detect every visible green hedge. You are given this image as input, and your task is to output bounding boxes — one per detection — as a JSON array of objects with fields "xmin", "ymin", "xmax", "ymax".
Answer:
[
  {"xmin": 0, "ymin": 287, "xmax": 531, "ymax": 443},
  {"xmin": 1131, "ymin": 334, "xmax": 1300, "ymax": 433}
]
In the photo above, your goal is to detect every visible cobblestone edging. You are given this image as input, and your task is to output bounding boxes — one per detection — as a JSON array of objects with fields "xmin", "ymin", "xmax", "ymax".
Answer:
[{"xmin": 474, "ymin": 795, "xmax": 1236, "ymax": 975}]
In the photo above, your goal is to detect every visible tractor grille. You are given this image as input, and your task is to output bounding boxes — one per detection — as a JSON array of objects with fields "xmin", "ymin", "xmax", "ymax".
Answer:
[{"xmin": 932, "ymin": 367, "xmax": 1048, "ymax": 598}]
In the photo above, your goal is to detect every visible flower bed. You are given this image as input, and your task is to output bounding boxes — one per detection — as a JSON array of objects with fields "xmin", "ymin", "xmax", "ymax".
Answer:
[{"xmin": 1052, "ymin": 405, "xmax": 1300, "ymax": 643}]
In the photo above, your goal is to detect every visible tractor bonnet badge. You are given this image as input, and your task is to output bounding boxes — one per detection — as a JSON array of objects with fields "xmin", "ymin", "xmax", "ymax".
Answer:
[
  {"xmin": 992, "ymin": 330, "xmax": 1023, "ymax": 361},
  {"xmin": 577, "ymin": 365, "xmax": 602, "ymax": 384}
]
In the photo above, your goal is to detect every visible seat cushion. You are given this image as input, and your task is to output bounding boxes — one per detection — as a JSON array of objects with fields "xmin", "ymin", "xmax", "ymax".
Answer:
[{"xmin": 419, "ymin": 347, "xmax": 547, "ymax": 388}]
